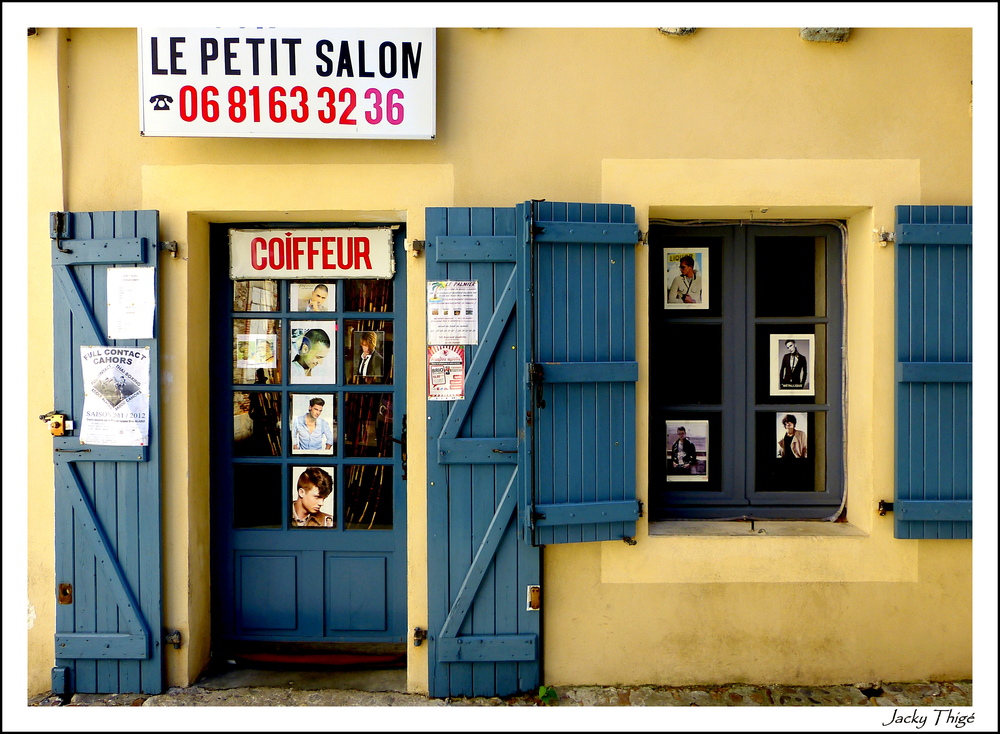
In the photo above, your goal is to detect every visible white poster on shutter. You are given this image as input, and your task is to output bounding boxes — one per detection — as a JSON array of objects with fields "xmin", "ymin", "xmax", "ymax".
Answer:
[
  {"xmin": 427, "ymin": 280, "xmax": 478, "ymax": 345},
  {"xmin": 107, "ymin": 266, "xmax": 156, "ymax": 339},
  {"xmin": 79, "ymin": 346, "xmax": 151, "ymax": 446}
]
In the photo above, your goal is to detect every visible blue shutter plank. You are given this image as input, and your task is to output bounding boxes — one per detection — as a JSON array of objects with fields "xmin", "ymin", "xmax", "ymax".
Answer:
[{"xmin": 894, "ymin": 205, "xmax": 972, "ymax": 539}]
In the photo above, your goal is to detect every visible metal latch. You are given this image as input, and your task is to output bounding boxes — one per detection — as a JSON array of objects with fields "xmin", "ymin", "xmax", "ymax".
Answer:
[
  {"xmin": 413, "ymin": 627, "xmax": 427, "ymax": 647},
  {"xmin": 40, "ymin": 411, "xmax": 67, "ymax": 436},
  {"xmin": 528, "ymin": 363, "xmax": 546, "ymax": 409}
]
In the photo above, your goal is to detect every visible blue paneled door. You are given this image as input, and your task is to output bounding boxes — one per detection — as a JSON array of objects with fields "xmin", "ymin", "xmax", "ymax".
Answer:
[
  {"xmin": 50, "ymin": 211, "xmax": 164, "ymax": 695},
  {"xmin": 209, "ymin": 224, "xmax": 408, "ymax": 649},
  {"xmin": 425, "ymin": 202, "xmax": 641, "ymax": 698}
]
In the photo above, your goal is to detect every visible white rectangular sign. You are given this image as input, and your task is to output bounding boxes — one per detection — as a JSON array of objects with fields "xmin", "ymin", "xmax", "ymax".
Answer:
[
  {"xmin": 230, "ymin": 228, "xmax": 395, "ymax": 279},
  {"xmin": 138, "ymin": 28, "xmax": 435, "ymax": 139},
  {"xmin": 427, "ymin": 280, "xmax": 479, "ymax": 345}
]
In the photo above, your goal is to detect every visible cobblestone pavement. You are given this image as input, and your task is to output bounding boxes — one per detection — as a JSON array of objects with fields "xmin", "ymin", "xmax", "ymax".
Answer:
[{"xmin": 28, "ymin": 679, "xmax": 972, "ymax": 708}]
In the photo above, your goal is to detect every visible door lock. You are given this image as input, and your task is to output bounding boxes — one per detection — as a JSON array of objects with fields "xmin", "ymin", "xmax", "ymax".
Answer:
[{"xmin": 40, "ymin": 411, "xmax": 68, "ymax": 436}]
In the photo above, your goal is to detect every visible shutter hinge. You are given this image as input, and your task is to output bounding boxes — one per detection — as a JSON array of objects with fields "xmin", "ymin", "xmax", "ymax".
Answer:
[
  {"xmin": 164, "ymin": 629, "xmax": 182, "ymax": 649},
  {"xmin": 638, "ymin": 500, "xmax": 644, "ymax": 518},
  {"xmin": 406, "ymin": 238, "xmax": 425, "ymax": 257},
  {"xmin": 50, "ymin": 211, "xmax": 73, "ymax": 253},
  {"xmin": 638, "ymin": 230, "xmax": 648, "ymax": 246},
  {"xmin": 158, "ymin": 240, "xmax": 179, "ymax": 257},
  {"xmin": 878, "ymin": 500, "xmax": 894, "ymax": 516},
  {"xmin": 413, "ymin": 627, "xmax": 428, "ymax": 646},
  {"xmin": 876, "ymin": 229, "xmax": 895, "ymax": 246}
]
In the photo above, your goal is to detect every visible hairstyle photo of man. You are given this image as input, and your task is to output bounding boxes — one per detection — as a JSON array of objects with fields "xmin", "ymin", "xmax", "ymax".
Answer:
[
  {"xmin": 291, "ymin": 466, "xmax": 335, "ymax": 528},
  {"xmin": 290, "ymin": 321, "xmax": 336, "ymax": 384}
]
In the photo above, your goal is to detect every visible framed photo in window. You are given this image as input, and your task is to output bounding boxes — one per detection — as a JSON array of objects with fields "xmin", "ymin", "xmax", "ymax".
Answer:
[
  {"xmin": 665, "ymin": 420, "xmax": 709, "ymax": 482},
  {"xmin": 664, "ymin": 248, "xmax": 709, "ymax": 309},
  {"xmin": 291, "ymin": 282, "xmax": 335, "ymax": 313},
  {"xmin": 289, "ymin": 393, "xmax": 337, "ymax": 456},
  {"xmin": 770, "ymin": 333, "xmax": 815, "ymax": 397},
  {"xmin": 289, "ymin": 321, "xmax": 337, "ymax": 384}
]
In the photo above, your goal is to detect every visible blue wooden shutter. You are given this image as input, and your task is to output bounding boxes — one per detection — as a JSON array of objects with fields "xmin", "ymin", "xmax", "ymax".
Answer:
[
  {"xmin": 50, "ymin": 211, "xmax": 164, "ymax": 693},
  {"xmin": 520, "ymin": 202, "xmax": 642, "ymax": 545},
  {"xmin": 894, "ymin": 205, "xmax": 972, "ymax": 539},
  {"xmin": 425, "ymin": 207, "xmax": 541, "ymax": 698}
]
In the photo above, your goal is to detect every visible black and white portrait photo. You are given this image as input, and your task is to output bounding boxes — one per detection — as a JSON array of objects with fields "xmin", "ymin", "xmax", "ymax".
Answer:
[
  {"xmin": 665, "ymin": 420, "xmax": 709, "ymax": 482},
  {"xmin": 770, "ymin": 334, "xmax": 815, "ymax": 396}
]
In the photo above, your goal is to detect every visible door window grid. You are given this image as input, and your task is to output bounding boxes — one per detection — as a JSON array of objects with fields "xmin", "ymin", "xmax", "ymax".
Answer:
[
  {"xmin": 229, "ymin": 278, "xmax": 396, "ymax": 531},
  {"xmin": 649, "ymin": 224, "xmax": 844, "ymax": 520}
]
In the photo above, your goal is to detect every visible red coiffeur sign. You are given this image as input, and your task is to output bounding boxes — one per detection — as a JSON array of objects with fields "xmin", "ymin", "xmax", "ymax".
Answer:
[
  {"xmin": 138, "ymin": 28, "xmax": 435, "ymax": 139},
  {"xmin": 229, "ymin": 228, "xmax": 395, "ymax": 279}
]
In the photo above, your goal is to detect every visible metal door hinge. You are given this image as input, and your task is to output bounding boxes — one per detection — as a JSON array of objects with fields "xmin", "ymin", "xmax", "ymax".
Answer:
[
  {"xmin": 406, "ymin": 239, "xmax": 425, "ymax": 257},
  {"xmin": 158, "ymin": 240, "xmax": 179, "ymax": 257},
  {"xmin": 413, "ymin": 627, "xmax": 427, "ymax": 647},
  {"xmin": 50, "ymin": 211, "xmax": 72, "ymax": 253},
  {"xmin": 878, "ymin": 500, "xmax": 894, "ymax": 516},
  {"xmin": 164, "ymin": 630, "xmax": 182, "ymax": 649}
]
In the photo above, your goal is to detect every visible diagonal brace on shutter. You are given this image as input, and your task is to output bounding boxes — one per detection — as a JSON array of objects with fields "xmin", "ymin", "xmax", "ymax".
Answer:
[
  {"xmin": 438, "ymin": 472, "xmax": 517, "ymax": 640},
  {"xmin": 54, "ymin": 463, "xmax": 151, "ymax": 659}
]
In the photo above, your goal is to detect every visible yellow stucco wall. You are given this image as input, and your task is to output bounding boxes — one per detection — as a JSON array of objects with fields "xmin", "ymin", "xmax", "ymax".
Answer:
[{"xmin": 26, "ymin": 27, "xmax": 973, "ymax": 697}]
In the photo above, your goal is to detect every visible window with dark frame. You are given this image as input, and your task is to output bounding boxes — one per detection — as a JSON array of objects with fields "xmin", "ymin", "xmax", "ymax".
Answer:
[{"xmin": 648, "ymin": 223, "xmax": 845, "ymax": 520}]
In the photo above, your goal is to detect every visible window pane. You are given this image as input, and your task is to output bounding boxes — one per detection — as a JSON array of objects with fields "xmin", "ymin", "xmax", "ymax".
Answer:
[
  {"xmin": 659, "ymin": 325, "xmax": 721, "ymax": 404},
  {"xmin": 754, "ymin": 411, "xmax": 827, "ymax": 492},
  {"xmin": 344, "ymin": 393, "xmax": 394, "ymax": 458},
  {"xmin": 344, "ymin": 320, "xmax": 393, "ymax": 385},
  {"xmin": 345, "ymin": 465, "xmax": 392, "ymax": 530},
  {"xmin": 289, "ymin": 393, "xmax": 337, "ymax": 456},
  {"xmin": 233, "ymin": 318, "xmax": 281, "ymax": 385},
  {"xmin": 233, "ymin": 279, "xmax": 278, "ymax": 312},
  {"xmin": 754, "ymin": 236, "xmax": 824, "ymax": 317},
  {"xmin": 290, "ymin": 465, "xmax": 337, "ymax": 528},
  {"xmin": 233, "ymin": 390, "xmax": 282, "ymax": 457},
  {"xmin": 233, "ymin": 464, "xmax": 282, "ymax": 528},
  {"xmin": 345, "ymin": 279, "xmax": 393, "ymax": 312}
]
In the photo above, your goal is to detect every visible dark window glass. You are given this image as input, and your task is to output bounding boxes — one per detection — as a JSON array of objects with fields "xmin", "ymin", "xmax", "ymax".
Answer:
[
  {"xmin": 345, "ymin": 279, "xmax": 393, "ymax": 312},
  {"xmin": 233, "ymin": 464, "xmax": 283, "ymax": 529},
  {"xmin": 344, "ymin": 393, "xmax": 395, "ymax": 458},
  {"xmin": 345, "ymin": 465, "xmax": 393, "ymax": 530},
  {"xmin": 660, "ymin": 325, "xmax": 722, "ymax": 405},
  {"xmin": 755, "ymin": 237, "xmax": 824, "ymax": 317},
  {"xmin": 233, "ymin": 390, "xmax": 282, "ymax": 457}
]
